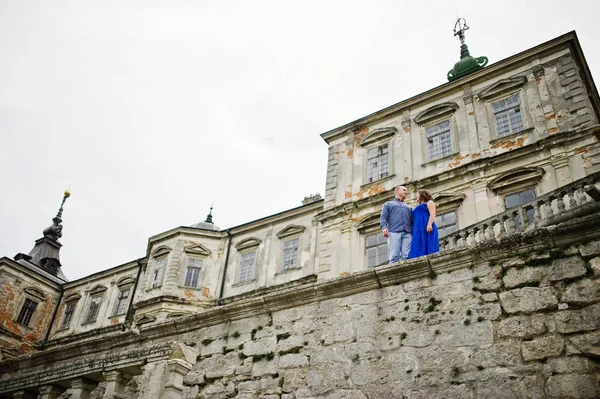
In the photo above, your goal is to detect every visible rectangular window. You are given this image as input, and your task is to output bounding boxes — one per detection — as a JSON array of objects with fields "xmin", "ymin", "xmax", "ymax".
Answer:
[
  {"xmin": 426, "ymin": 119, "xmax": 453, "ymax": 161},
  {"xmin": 184, "ymin": 258, "xmax": 202, "ymax": 288},
  {"xmin": 152, "ymin": 258, "xmax": 166, "ymax": 288},
  {"xmin": 366, "ymin": 144, "xmax": 389, "ymax": 183},
  {"xmin": 84, "ymin": 297, "xmax": 102, "ymax": 324},
  {"xmin": 505, "ymin": 188, "xmax": 536, "ymax": 228},
  {"xmin": 238, "ymin": 251, "xmax": 256, "ymax": 283},
  {"xmin": 493, "ymin": 94, "xmax": 524, "ymax": 138},
  {"xmin": 113, "ymin": 289, "xmax": 130, "ymax": 316},
  {"xmin": 435, "ymin": 211, "xmax": 458, "ymax": 238},
  {"xmin": 365, "ymin": 233, "xmax": 388, "ymax": 268},
  {"xmin": 60, "ymin": 301, "xmax": 76, "ymax": 329},
  {"xmin": 282, "ymin": 238, "xmax": 300, "ymax": 270},
  {"xmin": 16, "ymin": 298, "xmax": 38, "ymax": 327}
]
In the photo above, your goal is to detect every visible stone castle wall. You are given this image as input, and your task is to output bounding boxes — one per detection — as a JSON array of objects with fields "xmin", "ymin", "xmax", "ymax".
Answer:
[{"xmin": 3, "ymin": 212, "xmax": 599, "ymax": 399}]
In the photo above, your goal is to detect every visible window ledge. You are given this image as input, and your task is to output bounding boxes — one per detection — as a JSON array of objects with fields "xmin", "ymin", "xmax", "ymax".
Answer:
[
  {"xmin": 421, "ymin": 152, "xmax": 460, "ymax": 167},
  {"xmin": 490, "ymin": 127, "xmax": 534, "ymax": 144},
  {"xmin": 81, "ymin": 320, "xmax": 97, "ymax": 326},
  {"xmin": 109, "ymin": 313, "xmax": 125, "ymax": 318},
  {"xmin": 179, "ymin": 285, "xmax": 203, "ymax": 290},
  {"xmin": 275, "ymin": 266, "xmax": 302, "ymax": 275},
  {"xmin": 232, "ymin": 279, "xmax": 256, "ymax": 288},
  {"xmin": 360, "ymin": 174, "xmax": 396, "ymax": 190}
]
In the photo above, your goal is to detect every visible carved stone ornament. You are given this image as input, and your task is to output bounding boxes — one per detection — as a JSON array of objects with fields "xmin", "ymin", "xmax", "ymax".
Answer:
[
  {"xmin": 359, "ymin": 127, "xmax": 398, "ymax": 147},
  {"xmin": 414, "ymin": 102, "xmax": 459, "ymax": 126}
]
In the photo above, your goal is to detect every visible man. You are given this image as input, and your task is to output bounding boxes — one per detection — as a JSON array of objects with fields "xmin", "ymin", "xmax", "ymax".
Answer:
[{"xmin": 380, "ymin": 186, "xmax": 413, "ymax": 263}]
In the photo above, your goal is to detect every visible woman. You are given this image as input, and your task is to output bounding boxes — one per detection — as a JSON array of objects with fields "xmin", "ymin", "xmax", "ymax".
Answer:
[{"xmin": 408, "ymin": 189, "xmax": 440, "ymax": 259}]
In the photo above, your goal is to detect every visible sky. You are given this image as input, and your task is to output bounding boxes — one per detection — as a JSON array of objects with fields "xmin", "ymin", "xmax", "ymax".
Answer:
[{"xmin": 1, "ymin": 0, "xmax": 599, "ymax": 281}]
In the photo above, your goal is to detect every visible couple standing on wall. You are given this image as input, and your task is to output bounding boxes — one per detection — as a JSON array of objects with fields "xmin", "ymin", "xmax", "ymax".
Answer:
[{"xmin": 380, "ymin": 186, "xmax": 440, "ymax": 263}]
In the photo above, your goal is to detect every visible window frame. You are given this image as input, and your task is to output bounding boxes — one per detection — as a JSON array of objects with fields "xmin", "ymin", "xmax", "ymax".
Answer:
[
  {"xmin": 424, "ymin": 118, "xmax": 454, "ymax": 162},
  {"xmin": 151, "ymin": 257, "xmax": 167, "ymax": 288},
  {"xmin": 16, "ymin": 298, "xmax": 38, "ymax": 327},
  {"xmin": 478, "ymin": 76, "xmax": 530, "ymax": 141},
  {"xmin": 14, "ymin": 288, "xmax": 45, "ymax": 328},
  {"xmin": 414, "ymin": 102, "xmax": 460, "ymax": 165},
  {"xmin": 435, "ymin": 210, "xmax": 459, "ymax": 238},
  {"xmin": 237, "ymin": 249, "xmax": 257, "ymax": 283},
  {"xmin": 358, "ymin": 127, "xmax": 396, "ymax": 186},
  {"xmin": 83, "ymin": 286, "xmax": 106, "ymax": 325},
  {"xmin": 59, "ymin": 294, "xmax": 81, "ymax": 330},
  {"xmin": 183, "ymin": 257, "xmax": 203, "ymax": 288},
  {"xmin": 276, "ymin": 225, "xmax": 305, "ymax": 273},
  {"xmin": 112, "ymin": 287, "xmax": 131, "ymax": 317},
  {"xmin": 83, "ymin": 296, "xmax": 102, "ymax": 324},
  {"xmin": 365, "ymin": 143, "xmax": 390, "ymax": 184},
  {"xmin": 364, "ymin": 231, "xmax": 388, "ymax": 268},
  {"xmin": 487, "ymin": 90, "xmax": 530, "ymax": 140}
]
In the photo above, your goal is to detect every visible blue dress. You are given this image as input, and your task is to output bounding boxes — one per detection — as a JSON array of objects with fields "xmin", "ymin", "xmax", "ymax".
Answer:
[{"xmin": 408, "ymin": 201, "xmax": 440, "ymax": 259}]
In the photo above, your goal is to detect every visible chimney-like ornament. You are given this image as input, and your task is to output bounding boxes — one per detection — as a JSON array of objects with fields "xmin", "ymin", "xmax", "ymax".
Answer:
[{"xmin": 447, "ymin": 18, "xmax": 488, "ymax": 82}]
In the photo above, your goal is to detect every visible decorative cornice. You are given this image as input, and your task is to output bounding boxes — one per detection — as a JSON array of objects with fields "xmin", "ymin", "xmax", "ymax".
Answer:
[
  {"xmin": 414, "ymin": 102, "xmax": 459, "ymax": 126},
  {"xmin": 234, "ymin": 237, "xmax": 262, "ymax": 251},
  {"xmin": 358, "ymin": 127, "xmax": 397, "ymax": 147},
  {"xmin": 477, "ymin": 76, "xmax": 527, "ymax": 100},
  {"xmin": 276, "ymin": 224, "xmax": 307, "ymax": 239},
  {"xmin": 183, "ymin": 243, "xmax": 211, "ymax": 256}
]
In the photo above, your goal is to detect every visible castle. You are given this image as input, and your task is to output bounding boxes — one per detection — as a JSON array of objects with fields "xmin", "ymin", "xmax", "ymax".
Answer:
[{"xmin": 1, "ymin": 26, "xmax": 599, "ymax": 398}]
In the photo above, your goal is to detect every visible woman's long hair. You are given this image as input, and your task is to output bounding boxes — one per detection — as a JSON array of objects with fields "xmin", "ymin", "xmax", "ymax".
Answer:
[{"xmin": 417, "ymin": 189, "xmax": 434, "ymax": 204}]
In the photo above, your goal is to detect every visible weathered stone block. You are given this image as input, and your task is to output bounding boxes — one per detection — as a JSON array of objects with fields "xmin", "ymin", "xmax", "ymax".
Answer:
[
  {"xmin": 503, "ymin": 266, "xmax": 547, "ymax": 289},
  {"xmin": 498, "ymin": 315, "xmax": 548, "ymax": 338},
  {"xmin": 547, "ymin": 356, "xmax": 595, "ymax": 374},
  {"xmin": 545, "ymin": 374, "xmax": 598, "ymax": 398},
  {"xmin": 548, "ymin": 256, "xmax": 587, "ymax": 281},
  {"xmin": 482, "ymin": 293, "xmax": 498, "ymax": 302},
  {"xmin": 580, "ymin": 240, "xmax": 600, "ymax": 258},
  {"xmin": 242, "ymin": 336, "xmax": 277, "ymax": 356},
  {"xmin": 589, "ymin": 257, "xmax": 600, "ymax": 276},
  {"xmin": 521, "ymin": 335, "xmax": 564, "ymax": 361},
  {"xmin": 306, "ymin": 368, "xmax": 350, "ymax": 395},
  {"xmin": 470, "ymin": 341, "xmax": 522, "ymax": 368},
  {"xmin": 327, "ymin": 390, "xmax": 368, "ymax": 399},
  {"xmin": 561, "ymin": 278, "xmax": 600, "ymax": 305},
  {"xmin": 279, "ymin": 354, "xmax": 308, "ymax": 369},
  {"xmin": 183, "ymin": 370, "xmax": 205, "ymax": 386},
  {"xmin": 499, "ymin": 287, "xmax": 558, "ymax": 314},
  {"xmin": 554, "ymin": 303, "xmax": 600, "ymax": 333},
  {"xmin": 568, "ymin": 330, "xmax": 600, "ymax": 358}
]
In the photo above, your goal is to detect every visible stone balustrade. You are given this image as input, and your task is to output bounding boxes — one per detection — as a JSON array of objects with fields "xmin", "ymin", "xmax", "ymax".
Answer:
[{"xmin": 440, "ymin": 172, "xmax": 600, "ymax": 250}]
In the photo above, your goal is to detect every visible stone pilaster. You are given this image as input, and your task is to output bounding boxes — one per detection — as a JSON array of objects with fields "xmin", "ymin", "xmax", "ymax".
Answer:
[
  {"xmin": 531, "ymin": 61, "xmax": 559, "ymax": 135},
  {"xmin": 38, "ymin": 385, "xmax": 64, "ymax": 399},
  {"xmin": 551, "ymin": 155, "xmax": 572, "ymax": 186},
  {"xmin": 163, "ymin": 359, "xmax": 193, "ymax": 399},
  {"xmin": 102, "ymin": 371, "xmax": 129, "ymax": 399},
  {"xmin": 70, "ymin": 377, "xmax": 96, "ymax": 399}
]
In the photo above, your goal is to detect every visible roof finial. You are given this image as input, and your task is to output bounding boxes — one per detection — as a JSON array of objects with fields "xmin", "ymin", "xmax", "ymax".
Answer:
[
  {"xmin": 447, "ymin": 18, "xmax": 488, "ymax": 82},
  {"xmin": 42, "ymin": 190, "xmax": 71, "ymax": 241},
  {"xmin": 453, "ymin": 17, "xmax": 469, "ymax": 45},
  {"xmin": 204, "ymin": 204, "xmax": 214, "ymax": 224}
]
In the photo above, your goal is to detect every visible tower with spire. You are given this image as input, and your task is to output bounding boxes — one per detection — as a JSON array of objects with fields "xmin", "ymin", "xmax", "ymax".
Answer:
[{"xmin": 14, "ymin": 190, "xmax": 71, "ymax": 280}]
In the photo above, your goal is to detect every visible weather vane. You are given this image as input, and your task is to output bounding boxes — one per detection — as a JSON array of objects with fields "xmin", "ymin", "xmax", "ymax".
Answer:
[{"xmin": 453, "ymin": 18, "xmax": 469, "ymax": 45}]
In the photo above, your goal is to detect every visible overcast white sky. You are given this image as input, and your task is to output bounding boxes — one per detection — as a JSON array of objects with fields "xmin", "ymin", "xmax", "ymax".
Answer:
[{"xmin": 1, "ymin": 0, "xmax": 599, "ymax": 281}]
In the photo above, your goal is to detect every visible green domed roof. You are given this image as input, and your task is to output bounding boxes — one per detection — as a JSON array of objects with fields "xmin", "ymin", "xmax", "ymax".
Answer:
[{"xmin": 447, "ymin": 18, "xmax": 488, "ymax": 82}]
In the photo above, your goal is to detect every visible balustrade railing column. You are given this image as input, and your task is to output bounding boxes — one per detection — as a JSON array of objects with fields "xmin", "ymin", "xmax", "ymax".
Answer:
[
  {"xmin": 70, "ymin": 377, "xmax": 96, "ymax": 399},
  {"xmin": 102, "ymin": 371, "xmax": 129, "ymax": 399},
  {"xmin": 556, "ymin": 192, "xmax": 567, "ymax": 213}
]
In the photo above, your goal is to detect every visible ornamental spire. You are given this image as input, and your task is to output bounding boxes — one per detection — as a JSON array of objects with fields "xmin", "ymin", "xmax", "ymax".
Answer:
[
  {"xmin": 42, "ymin": 190, "xmax": 71, "ymax": 241},
  {"xmin": 204, "ymin": 204, "xmax": 214, "ymax": 224},
  {"xmin": 447, "ymin": 18, "xmax": 488, "ymax": 82}
]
